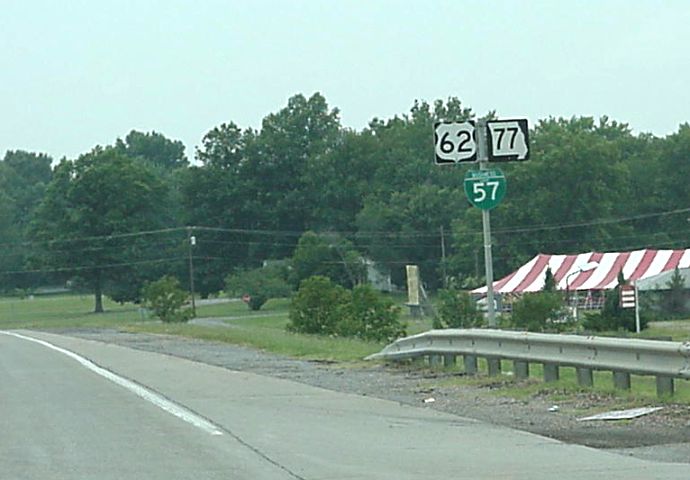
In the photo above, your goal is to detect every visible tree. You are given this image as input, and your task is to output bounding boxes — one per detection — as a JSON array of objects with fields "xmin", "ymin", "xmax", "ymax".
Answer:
[
  {"xmin": 511, "ymin": 292, "xmax": 567, "ymax": 332},
  {"xmin": 337, "ymin": 284, "xmax": 405, "ymax": 342},
  {"xmin": 290, "ymin": 231, "xmax": 365, "ymax": 289},
  {"xmin": 114, "ymin": 130, "xmax": 188, "ymax": 170},
  {"xmin": 238, "ymin": 92, "xmax": 342, "ymax": 258},
  {"xmin": 433, "ymin": 287, "xmax": 483, "ymax": 329},
  {"xmin": 142, "ymin": 275, "xmax": 192, "ymax": 323},
  {"xmin": 583, "ymin": 271, "xmax": 646, "ymax": 332},
  {"xmin": 287, "ymin": 276, "xmax": 405, "ymax": 341},
  {"xmin": 543, "ymin": 267, "xmax": 557, "ymax": 292},
  {"xmin": 31, "ymin": 148, "xmax": 169, "ymax": 312},
  {"xmin": 288, "ymin": 276, "xmax": 349, "ymax": 335},
  {"xmin": 665, "ymin": 267, "xmax": 686, "ymax": 316},
  {"xmin": 0, "ymin": 150, "xmax": 54, "ymax": 290},
  {"xmin": 225, "ymin": 265, "xmax": 291, "ymax": 311},
  {"xmin": 357, "ymin": 184, "xmax": 465, "ymax": 289}
]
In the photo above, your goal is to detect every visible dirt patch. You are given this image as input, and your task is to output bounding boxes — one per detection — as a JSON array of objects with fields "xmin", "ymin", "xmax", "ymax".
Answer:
[{"xmin": 46, "ymin": 328, "xmax": 690, "ymax": 463}]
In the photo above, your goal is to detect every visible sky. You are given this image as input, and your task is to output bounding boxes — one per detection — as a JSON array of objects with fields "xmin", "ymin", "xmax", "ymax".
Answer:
[{"xmin": 2, "ymin": 0, "xmax": 690, "ymax": 161}]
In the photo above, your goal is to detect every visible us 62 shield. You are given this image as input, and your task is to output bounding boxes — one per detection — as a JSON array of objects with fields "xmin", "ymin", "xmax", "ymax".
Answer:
[{"xmin": 434, "ymin": 121, "xmax": 477, "ymax": 164}]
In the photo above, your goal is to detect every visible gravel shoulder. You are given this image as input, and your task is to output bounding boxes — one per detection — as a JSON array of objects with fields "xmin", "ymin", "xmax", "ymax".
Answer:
[{"xmin": 44, "ymin": 328, "xmax": 690, "ymax": 464}]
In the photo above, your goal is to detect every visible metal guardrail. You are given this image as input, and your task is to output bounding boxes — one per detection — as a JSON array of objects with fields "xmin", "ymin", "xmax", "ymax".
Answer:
[{"xmin": 366, "ymin": 329, "xmax": 690, "ymax": 397}]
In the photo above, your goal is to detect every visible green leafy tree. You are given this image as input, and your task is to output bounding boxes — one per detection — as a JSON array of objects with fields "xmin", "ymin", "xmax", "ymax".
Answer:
[
  {"xmin": 31, "ymin": 148, "xmax": 169, "ymax": 312},
  {"xmin": 225, "ymin": 265, "xmax": 291, "ymax": 311},
  {"xmin": 142, "ymin": 275, "xmax": 192, "ymax": 323},
  {"xmin": 114, "ymin": 130, "xmax": 188, "ymax": 170},
  {"xmin": 0, "ymin": 150, "xmax": 54, "ymax": 290},
  {"xmin": 583, "ymin": 272, "xmax": 647, "ymax": 332},
  {"xmin": 543, "ymin": 267, "xmax": 557, "ymax": 292},
  {"xmin": 433, "ymin": 287, "xmax": 483, "ymax": 329},
  {"xmin": 240, "ymin": 92, "xmax": 342, "ymax": 256},
  {"xmin": 288, "ymin": 276, "xmax": 350, "ymax": 335},
  {"xmin": 666, "ymin": 267, "xmax": 687, "ymax": 315},
  {"xmin": 356, "ymin": 184, "xmax": 465, "ymax": 289},
  {"xmin": 290, "ymin": 231, "xmax": 365, "ymax": 289},
  {"xmin": 511, "ymin": 292, "xmax": 567, "ymax": 332},
  {"xmin": 337, "ymin": 284, "xmax": 405, "ymax": 342}
]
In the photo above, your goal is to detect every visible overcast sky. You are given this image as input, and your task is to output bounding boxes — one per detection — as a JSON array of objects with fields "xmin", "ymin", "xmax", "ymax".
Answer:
[{"xmin": 2, "ymin": 0, "xmax": 690, "ymax": 161}]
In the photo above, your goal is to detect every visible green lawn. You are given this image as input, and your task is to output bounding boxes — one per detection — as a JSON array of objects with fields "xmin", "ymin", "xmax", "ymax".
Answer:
[
  {"xmin": 0, "ymin": 295, "xmax": 384, "ymax": 362},
  {"xmin": 0, "ymin": 294, "xmax": 142, "ymax": 329},
  {"xmin": 2, "ymin": 293, "xmax": 688, "ymax": 401},
  {"xmin": 423, "ymin": 357, "xmax": 690, "ymax": 406}
]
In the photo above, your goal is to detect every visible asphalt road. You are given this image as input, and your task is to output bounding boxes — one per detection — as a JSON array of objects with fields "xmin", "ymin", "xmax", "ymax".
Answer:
[{"xmin": 1, "ymin": 330, "xmax": 688, "ymax": 480}]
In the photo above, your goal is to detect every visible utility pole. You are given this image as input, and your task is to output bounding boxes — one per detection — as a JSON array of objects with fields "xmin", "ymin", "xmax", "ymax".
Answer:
[{"xmin": 187, "ymin": 227, "xmax": 196, "ymax": 318}]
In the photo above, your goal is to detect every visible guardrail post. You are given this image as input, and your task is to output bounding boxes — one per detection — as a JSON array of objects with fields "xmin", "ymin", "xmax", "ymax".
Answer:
[
  {"xmin": 428, "ymin": 355, "xmax": 442, "ymax": 368},
  {"xmin": 576, "ymin": 367, "xmax": 593, "ymax": 387},
  {"xmin": 543, "ymin": 363, "xmax": 559, "ymax": 382},
  {"xmin": 464, "ymin": 355, "xmax": 478, "ymax": 375},
  {"xmin": 514, "ymin": 361, "xmax": 529, "ymax": 380},
  {"xmin": 656, "ymin": 376, "xmax": 674, "ymax": 397},
  {"xmin": 443, "ymin": 354, "xmax": 456, "ymax": 368},
  {"xmin": 487, "ymin": 358, "xmax": 501, "ymax": 376},
  {"xmin": 613, "ymin": 371, "xmax": 631, "ymax": 390}
]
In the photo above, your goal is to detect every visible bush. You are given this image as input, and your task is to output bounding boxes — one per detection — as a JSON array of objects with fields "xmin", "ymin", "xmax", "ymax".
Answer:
[
  {"xmin": 433, "ymin": 288, "xmax": 483, "ymax": 329},
  {"xmin": 337, "ymin": 284, "xmax": 405, "ymax": 342},
  {"xmin": 582, "ymin": 286, "xmax": 648, "ymax": 332},
  {"xmin": 288, "ymin": 276, "xmax": 349, "ymax": 335},
  {"xmin": 225, "ymin": 265, "xmax": 292, "ymax": 311},
  {"xmin": 141, "ymin": 275, "xmax": 193, "ymax": 323},
  {"xmin": 288, "ymin": 276, "xmax": 406, "ymax": 342},
  {"xmin": 511, "ymin": 292, "xmax": 568, "ymax": 332}
]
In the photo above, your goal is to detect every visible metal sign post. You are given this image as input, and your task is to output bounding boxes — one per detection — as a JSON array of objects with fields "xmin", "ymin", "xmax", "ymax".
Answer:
[
  {"xmin": 634, "ymin": 282, "xmax": 641, "ymax": 334},
  {"xmin": 620, "ymin": 283, "xmax": 640, "ymax": 333},
  {"xmin": 476, "ymin": 119, "xmax": 497, "ymax": 327}
]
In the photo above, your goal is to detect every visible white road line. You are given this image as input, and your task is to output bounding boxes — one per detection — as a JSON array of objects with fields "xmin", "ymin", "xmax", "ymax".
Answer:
[{"xmin": 0, "ymin": 331, "xmax": 224, "ymax": 436}]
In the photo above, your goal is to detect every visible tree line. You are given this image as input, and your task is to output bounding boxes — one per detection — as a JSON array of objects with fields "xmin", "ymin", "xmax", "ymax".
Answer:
[{"xmin": 1, "ymin": 93, "xmax": 689, "ymax": 311}]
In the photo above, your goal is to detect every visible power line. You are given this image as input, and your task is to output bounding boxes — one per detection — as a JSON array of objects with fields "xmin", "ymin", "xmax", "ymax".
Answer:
[
  {"xmin": 0, "ymin": 226, "xmax": 188, "ymax": 249},
  {"xmin": 0, "ymin": 257, "xmax": 186, "ymax": 276},
  {"xmin": 491, "ymin": 207, "xmax": 690, "ymax": 235},
  {"xmin": 1, "ymin": 205, "xmax": 687, "ymax": 250}
]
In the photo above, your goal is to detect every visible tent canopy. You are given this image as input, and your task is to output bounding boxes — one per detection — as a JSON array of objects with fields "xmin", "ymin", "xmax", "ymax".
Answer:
[
  {"xmin": 472, "ymin": 249, "xmax": 690, "ymax": 295},
  {"xmin": 636, "ymin": 267, "xmax": 690, "ymax": 291}
]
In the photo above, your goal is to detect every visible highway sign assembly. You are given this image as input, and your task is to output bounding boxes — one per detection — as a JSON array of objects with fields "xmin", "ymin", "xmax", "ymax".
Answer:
[{"xmin": 433, "ymin": 117, "xmax": 529, "ymax": 328}]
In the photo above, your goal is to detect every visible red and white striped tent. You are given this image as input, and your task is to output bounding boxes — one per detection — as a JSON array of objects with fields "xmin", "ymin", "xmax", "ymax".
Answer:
[{"xmin": 472, "ymin": 249, "xmax": 690, "ymax": 294}]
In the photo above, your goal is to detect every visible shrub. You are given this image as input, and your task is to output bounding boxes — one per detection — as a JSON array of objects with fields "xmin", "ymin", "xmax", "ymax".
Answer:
[
  {"xmin": 511, "ymin": 292, "xmax": 567, "ymax": 332},
  {"xmin": 582, "ymin": 285, "xmax": 648, "ymax": 332},
  {"xmin": 337, "ymin": 284, "xmax": 405, "ymax": 342},
  {"xmin": 288, "ymin": 276, "xmax": 349, "ymax": 335},
  {"xmin": 433, "ymin": 288, "xmax": 483, "ymax": 329},
  {"xmin": 288, "ymin": 277, "xmax": 406, "ymax": 342},
  {"xmin": 225, "ymin": 265, "xmax": 292, "ymax": 311},
  {"xmin": 141, "ymin": 275, "xmax": 193, "ymax": 323}
]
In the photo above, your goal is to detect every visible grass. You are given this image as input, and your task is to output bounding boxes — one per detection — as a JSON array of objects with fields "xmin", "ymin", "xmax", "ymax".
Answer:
[
  {"xmin": 0, "ymin": 294, "xmax": 383, "ymax": 362},
  {"xmin": 2, "ymin": 293, "xmax": 689, "ymax": 403},
  {"xmin": 0, "ymin": 294, "xmax": 142, "ymax": 329},
  {"xmin": 418, "ymin": 356, "xmax": 690, "ymax": 407}
]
